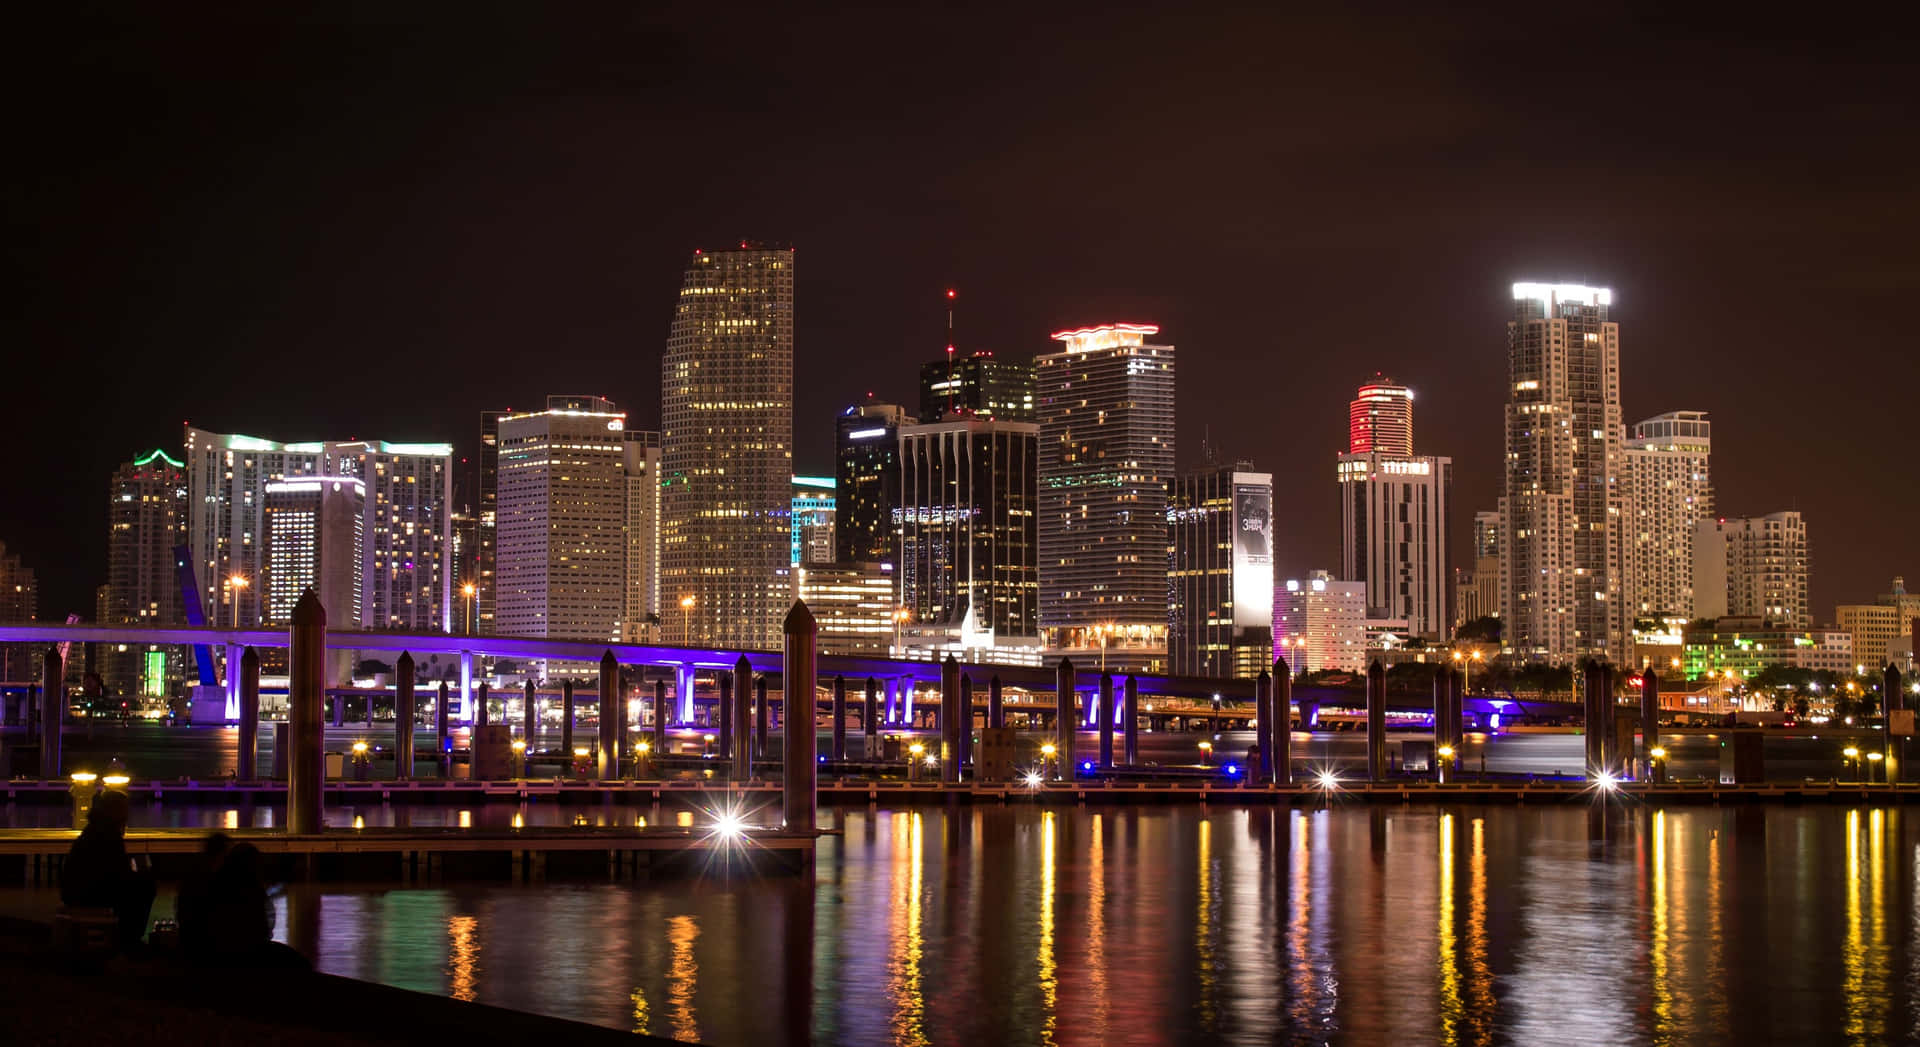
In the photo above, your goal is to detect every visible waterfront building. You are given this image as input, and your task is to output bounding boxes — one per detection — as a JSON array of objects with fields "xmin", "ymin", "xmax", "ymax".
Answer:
[
  {"xmin": 1274, "ymin": 570, "xmax": 1368, "ymax": 674},
  {"xmin": 262, "ymin": 476, "xmax": 365, "ymax": 628},
  {"xmin": 1455, "ymin": 509, "xmax": 1502, "ymax": 634},
  {"xmin": 1694, "ymin": 511, "xmax": 1809, "ymax": 628},
  {"xmin": 184, "ymin": 428, "xmax": 452, "ymax": 630},
  {"xmin": 624, "ymin": 430, "xmax": 662, "ymax": 642},
  {"xmin": 1036, "ymin": 322, "xmax": 1175, "ymax": 670},
  {"xmin": 1625, "ymin": 410, "xmax": 1714, "ymax": 619},
  {"xmin": 97, "ymin": 450, "xmax": 188, "ymax": 696},
  {"xmin": 494, "ymin": 396, "xmax": 628, "ymax": 643},
  {"xmin": 834, "ymin": 399, "xmax": 909, "ymax": 566},
  {"xmin": 660, "ymin": 244, "xmax": 794, "ymax": 649},
  {"xmin": 791, "ymin": 476, "xmax": 836, "ymax": 567},
  {"xmin": 1337, "ymin": 377, "xmax": 1452, "ymax": 640},
  {"xmin": 797, "ymin": 561, "xmax": 897, "ymax": 655},
  {"xmin": 897, "ymin": 415, "xmax": 1039, "ymax": 662},
  {"xmin": 474, "ymin": 409, "xmax": 507, "ymax": 633},
  {"xmin": 1682, "ymin": 616, "xmax": 1854, "ymax": 678},
  {"xmin": 919, "ymin": 350, "xmax": 1035, "ymax": 422},
  {"xmin": 0, "ymin": 539, "xmax": 40, "ymax": 682},
  {"xmin": 1834, "ymin": 577, "xmax": 1920, "ymax": 671},
  {"xmin": 1167, "ymin": 460, "xmax": 1274, "ymax": 678},
  {"xmin": 1498, "ymin": 282, "xmax": 1626, "ymax": 664}
]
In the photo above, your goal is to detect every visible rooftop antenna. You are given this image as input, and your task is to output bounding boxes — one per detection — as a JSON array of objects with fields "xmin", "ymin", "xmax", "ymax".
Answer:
[{"xmin": 946, "ymin": 288, "xmax": 957, "ymax": 418}]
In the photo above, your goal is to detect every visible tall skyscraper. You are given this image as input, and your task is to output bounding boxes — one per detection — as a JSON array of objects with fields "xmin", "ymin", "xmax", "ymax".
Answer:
[
  {"xmin": 0, "ymin": 540, "xmax": 41, "ymax": 682},
  {"xmin": 660, "ymin": 244, "xmax": 794, "ymax": 649},
  {"xmin": 623, "ymin": 430, "xmax": 662, "ymax": 642},
  {"xmin": 184, "ymin": 428, "xmax": 452, "ymax": 630},
  {"xmin": 1036, "ymin": 323, "xmax": 1176, "ymax": 668},
  {"xmin": 1348, "ymin": 376, "xmax": 1413, "ymax": 455},
  {"xmin": 493, "ymin": 396, "xmax": 628, "ymax": 644},
  {"xmin": 1624, "ymin": 410, "xmax": 1714, "ymax": 620},
  {"xmin": 262, "ymin": 476, "xmax": 365, "ymax": 627},
  {"xmin": 834, "ymin": 399, "xmax": 909, "ymax": 566},
  {"xmin": 1498, "ymin": 282, "xmax": 1625, "ymax": 663},
  {"xmin": 1168, "ymin": 460, "xmax": 1274, "ymax": 677},
  {"xmin": 897, "ymin": 415, "xmax": 1040, "ymax": 659},
  {"xmin": 1337, "ymin": 377, "xmax": 1452, "ymax": 640},
  {"xmin": 475, "ymin": 409, "xmax": 507, "ymax": 634},
  {"xmin": 97, "ymin": 450, "xmax": 188, "ymax": 696},
  {"xmin": 919, "ymin": 350, "xmax": 1035, "ymax": 422},
  {"xmin": 1694, "ymin": 511, "xmax": 1809, "ymax": 628}
]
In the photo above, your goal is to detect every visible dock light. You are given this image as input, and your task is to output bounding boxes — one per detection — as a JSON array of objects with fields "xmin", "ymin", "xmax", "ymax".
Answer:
[
  {"xmin": 1224, "ymin": 763, "xmax": 1239, "ymax": 777},
  {"xmin": 573, "ymin": 747, "xmax": 590, "ymax": 759},
  {"xmin": 1596, "ymin": 771, "xmax": 1619, "ymax": 791},
  {"xmin": 1316, "ymin": 769, "xmax": 1340, "ymax": 791},
  {"xmin": 1080, "ymin": 760, "xmax": 1095, "ymax": 773},
  {"xmin": 636, "ymin": 740, "xmax": 651, "ymax": 755},
  {"xmin": 1868, "ymin": 752, "xmax": 1884, "ymax": 762},
  {"xmin": 510, "ymin": 739, "xmax": 527, "ymax": 754},
  {"xmin": 1023, "ymin": 771, "xmax": 1044, "ymax": 789},
  {"xmin": 102, "ymin": 773, "xmax": 130, "ymax": 789},
  {"xmin": 712, "ymin": 811, "xmax": 744, "ymax": 839},
  {"xmin": 1040, "ymin": 742, "xmax": 1056, "ymax": 756},
  {"xmin": 1649, "ymin": 747, "xmax": 1666, "ymax": 760},
  {"xmin": 69, "ymin": 772, "xmax": 98, "ymax": 785},
  {"xmin": 1437, "ymin": 744, "xmax": 1455, "ymax": 760},
  {"xmin": 909, "ymin": 742, "xmax": 925, "ymax": 756},
  {"xmin": 1198, "ymin": 740, "xmax": 1213, "ymax": 765},
  {"xmin": 924, "ymin": 755, "xmax": 938, "ymax": 768},
  {"xmin": 352, "ymin": 740, "xmax": 370, "ymax": 755},
  {"xmin": 1844, "ymin": 746, "xmax": 1860, "ymax": 759}
]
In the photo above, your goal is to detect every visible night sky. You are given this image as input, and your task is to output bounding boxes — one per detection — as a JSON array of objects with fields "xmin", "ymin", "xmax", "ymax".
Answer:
[{"xmin": 5, "ymin": 4, "xmax": 1915, "ymax": 623}]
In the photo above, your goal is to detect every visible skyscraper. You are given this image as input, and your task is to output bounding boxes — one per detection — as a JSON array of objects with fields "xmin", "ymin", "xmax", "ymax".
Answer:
[
  {"xmin": 1275, "ymin": 571, "xmax": 1368, "ymax": 674},
  {"xmin": 1624, "ymin": 410, "xmax": 1714, "ymax": 620},
  {"xmin": 1036, "ymin": 323, "xmax": 1176, "ymax": 669},
  {"xmin": 475, "ymin": 409, "xmax": 507, "ymax": 634},
  {"xmin": 919, "ymin": 351, "xmax": 1035, "ymax": 422},
  {"xmin": 1498, "ymin": 283, "xmax": 1625, "ymax": 663},
  {"xmin": 660, "ymin": 244, "xmax": 794, "ymax": 649},
  {"xmin": 494, "ymin": 396, "xmax": 628, "ymax": 644},
  {"xmin": 1694, "ymin": 511, "xmax": 1809, "ymax": 628},
  {"xmin": 1168, "ymin": 460, "xmax": 1274, "ymax": 677},
  {"xmin": 1453, "ymin": 509, "xmax": 1502, "ymax": 633},
  {"xmin": 262, "ymin": 476, "xmax": 366, "ymax": 627},
  {"xmin": 97, "ymin": 450, "xmax": 188, "ymax": 696},
  {"xmin": 1348, "ymin": 376, "xmax": 1413, "ymax": 455},
  {"xmin": 184, "ymin": 428, "xmax": 452, "ymax": 630},
  {"xmin": 623, "ymin": 430, "xmax": 662, "ymax": 642},
  {"xmin": 834, "ymin": 399, "xmax": 909, "ymax": 566},
  {"xmin": 897, "ymin": 415, "xmax": 1040, "ymax": 660},
  {"xmin": 1835, "ymin": 577, "xmax": 1920, "ymax": 672},
  {"xmin": 791, "ymin": 476, "xmax": 836, "ymax": 567},
  {"xmin": 1337, "ymin": 377, "xmax": 1452, "ymax": 640}
]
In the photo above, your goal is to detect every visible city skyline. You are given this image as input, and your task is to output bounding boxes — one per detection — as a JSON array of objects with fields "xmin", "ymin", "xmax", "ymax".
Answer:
[{"xmin": 4, "ymin": 7, "xmax": 1914, "ymax": 625}]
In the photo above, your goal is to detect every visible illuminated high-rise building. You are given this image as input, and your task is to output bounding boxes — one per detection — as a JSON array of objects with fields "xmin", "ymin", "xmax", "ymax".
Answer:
[
  {"xmin": 1498, "ymin": 283, "xmax": 1626, "ymax": 663},
  {"xmin": 790, "ymin": 476, "xmax": 836, "ymax": 568},
  {"xmin": 660, "ymin": 244, "xmax": 794, "ymax": 649},
  {"xmin": 623, "ymin": 430, "xmax": 662, "ymax": 642},
  {"xmin": 263, "ymin": 476, "xmax": 365, "ymax": 627},
  {"xmin": 184, "ymin": 428, "xmax": 452, "ymax": 630},
  {"xmin": 474, "ymin": 409, "xmax": 507, "ymax": 633},
  {"xmin": 834, "ymin": 399, "xmax": 908, "ymax": 566},
  {"xmin": 1348, "ymin": 376, "xmax": 1413, "ymax": 455},
  {"xmin": 919, "ymin": 351, "xmax": 1035, "ymax": 422},
  {"xmin": 1035, "ymin": 323, "xmax": 1176, "ymax": 669},
  {"xmin": 1168, "ymin": 460, "xmax": 1273, "ymax": 677},
  {"xmin": 1624, "ymin": 410, "xmax": 1714, "ymax": 620},
  {"xmin": 1835, "ymin": 577, "xmax": 1920, "ymax": 672},
  {"xmin": 1274, "ymin": 570, "xmax": 1367, "ymax": 674},
  {"xmin": 495, "ymin": 396, "xmax": 629, "ymax": 643},
  {"xmin": 1694, "ymin": 511, "xmax": 1809, "ymax": 628},
  {"xmin": 1453, "ymin": 509, "xmax": 1503, "ymax": 632},
  {"xmin": 97, "ymin": 450, "xmax": 188, "ymax": 696},
  {"xmin": 1337, "ymin": 377, "xmax": 1452, "ymax": 640},
  {"xmin": 0, "ymin": 540, "xmax": 39, "ymax": 683},
  {"xmin": 797, "ymin": 561, "xmax": 897, "ymax": 656}
]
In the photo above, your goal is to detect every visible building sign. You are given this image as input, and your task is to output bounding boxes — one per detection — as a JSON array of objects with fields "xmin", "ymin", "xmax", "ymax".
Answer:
[{"xmin": 1232, "ymin": 484, "xmax": 1273, "ymax": 628}]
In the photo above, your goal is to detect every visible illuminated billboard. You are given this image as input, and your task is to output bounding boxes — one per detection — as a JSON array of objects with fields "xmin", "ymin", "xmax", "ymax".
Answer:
[{"xmin": 1232, "ymin": 483, "xmax": 1273, "ymax": 627}]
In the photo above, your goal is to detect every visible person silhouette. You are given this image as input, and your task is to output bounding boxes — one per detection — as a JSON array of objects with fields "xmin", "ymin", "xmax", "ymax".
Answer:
[{"xmin": 59, "ymin": 789, "xmax": 155, "ymax": 948}]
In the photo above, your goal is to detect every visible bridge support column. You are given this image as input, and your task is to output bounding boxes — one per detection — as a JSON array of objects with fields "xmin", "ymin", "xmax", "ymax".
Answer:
[
  {"xmin": 393, "ymin": 652, "xmax": 414, "ymax": 780},
  {"xmin": 1097, "ymin": 672, "xmax": 1115, "ymax": 772},
  {"xmin": 238, "ymin": 647, "xmax": 261, "ymax": 780},
  {"xmin": 1123, "ymin": 675, "xmax": 1139, "ymax": 768},
  {"xmin": 39, "ymin": 645, "xmax": 63, "ymax": 780},
  {"xmin": 831, "ymin": 675, "xmax": 846, "ymax": 764},
  {"xmin": 732, "ymin": 656, "xmax": 753, "ymax": 779},
  {"xmin": 1365, "ymin": 660, "xmax": 1386, "ymax": 782},
  {"xmin": 1054, "ymin": 658, "xmax": 1075, "ymax": 779},
  {"xmin": 901, "ymin": 676, "xmax": 915, "ymax": 727},
  {"xmin": 225, "ymin": 643, "xmax": 244, "ymax": 724},
  {"xmin": 1274, "ymin": 659, "xmax": 1292, "ymax": 786},
  {"xmin": 678, "ymin": 665, "xmax": 696, "ymax": 726},
  {"xmin": 783, "ymin": 601, "xmax": 818, "ymax": 831},
  {"xmin": 458, "ymin": 650, "xmax": 473, "ymax": 725},
  {"xmin": 596, "ymin": 650, "xmax": 619, "ymax": 780},
  {"xmin": 561, "ymin": 680, "xmax": 574, "ymax": 763},
  {"xmin": 939, "ymin": 656, "xmax": 960, "ymax": 784},
  {"xmin": 436, "ymin": 682, "xmax": 451, "ymax": 776},
  {"xmin": 988, "ymin": 675, "xmax": 1004, "ymax": 730},
  {"xmin": 288, "ymin": 592, "xmax": 326, "ymax": 834},
  {"xmin": 1254, "ymin": 670, "xmax": 1272, "ymax": 783}
]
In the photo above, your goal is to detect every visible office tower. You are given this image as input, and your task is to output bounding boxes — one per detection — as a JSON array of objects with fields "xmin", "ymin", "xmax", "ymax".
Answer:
[
  {"xmin": 919, "ymin": 350, "xmax": 1035, "ymax": 422},
  {"xmin": 475, "ymin": 409, "xmax": 507, "ymax": 633},
  {"xmin": 449, "ymin": 506, "xmax": 478, "ymax": 632},
  {"xmin": 1348, "ymin": 375, "xmax": 1413, "ymax": 455},
  {"xmin": 1694, "ymin": 512, "xmax": 1810, "ymax": 627},
  {"xmin": 897, "ymin": 415, "xmax": 1040, "ymax": 661},
  {"xmin": 796, "ymin": 561, "xmax": 897, "ymax": 655},
  {"xmin": 1498, "ymin": 282, "xmax": 1625, "ymax": 663},
  {"xmin": 1625, "ymin": 410, "xmax": 1714, "ymax": 620},
  {"xmin": 1168, "ymin": 460, "xmax": 1274, "ymax": 677},
  {"xmin": 263, "ymin": 477, "xmax": 365, "ymax": 627},
  {"xmin": 624, "ymin": 430, "xmax": 663, "ymax": 642},
  {"xmin": 1472, "ymin": 510, "xmax": 1501, "ymax": 560},
  {"xmin": 1454, "ymin": 509, "xmax": 1503, "ymax": 633},
  {"xmin": 97, "ymin": 450, "xmax": 188, "ymax": 696},
  {"xmin": 1835, "ymin": 578, "xmax": 1920, "ymax": 672},
  {"xmin": 835, "ymin": 399, "xmax": 909, "ymax": 566},
  {"xmin": 493, "ymin": 396, "xmax": 628, "ymax": 643},
  {"xmin": 660, "ymin": 244, "xmax": 794, "ymax": 649},
  {"xmin": 184, "ymin": 428, "xmax": 452, "ymax": 630},
  {"xmin": 791, "ymin": 476, "xmax": 836, "ymax": 567},
  {"xmin": 0, "ymin": 540, "xmax": 39, "ymax": 682},
  {"xmin": 1337, "ymin": 377, "xmax": 1452, "ymax": 640},
  {"xmin": 1274, "ymin": 570, "xmax": 1368, "ymax": 674},
  {"xmin": 1036, "ymin": 323, "xmax": 1176, "ymax": 668}
]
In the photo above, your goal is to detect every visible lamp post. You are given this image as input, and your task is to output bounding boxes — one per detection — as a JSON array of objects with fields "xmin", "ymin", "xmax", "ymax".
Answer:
[
  {"xmin": 226, "ymin": 573, "xmax": 249, "ymax": 628},
  {"xmin": 680, "ymin": 595, "xmax": 695, "ymax": 645},
  {"xmin": 1844, "ymin": 745, "xmax": 1860, "ymax": 782},
  {"xmin": 892, "ymin": 607, "xmax": 911, "ymax": 655},
  {"xmin": 1451, "ymin": 649, "xmax": 1482, "ymax": 693},
  {"xmin": 461, "ymin": 582, "xmax": 476, "ymax": 636}
]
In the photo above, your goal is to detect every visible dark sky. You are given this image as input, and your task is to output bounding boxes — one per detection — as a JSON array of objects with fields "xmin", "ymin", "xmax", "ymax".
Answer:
[{"xmin": 5, "ymin": 3, "xmax": 1916, "ymax": 622}]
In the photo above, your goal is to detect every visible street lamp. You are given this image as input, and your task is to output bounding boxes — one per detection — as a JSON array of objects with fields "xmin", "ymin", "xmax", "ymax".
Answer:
[
  {"xmin": 1844, "ymin": 745, "xmax": 1861, "ymax": 782},
  {"xmin": 892, "ymin": 607, "xmax": 911, "ymax": 655},
  {"xmin": 1198, "ymin": 740, "xmax": 1213, "ymax": 765},
  {"xmin": 1040, "ymin": 741, "xmax": 1057, "ymax": 778},
  {"xmin": 226, "ymin": 573, "xmax": 249, "ymax": 628},
  {"xmin": 461, "ymin": 582, "xmax": 477, "ymax": 636},
  {"xmin": 1867, "ymin": 750, "xmax": 1885, "ymax": 783},
  {"xmin": 680, "ymin": 595, "xmax": 695, "ymax": 644},
  {"xmin": 1451, "ymin": 649, "xmax": 1483, "ymax": 692}
]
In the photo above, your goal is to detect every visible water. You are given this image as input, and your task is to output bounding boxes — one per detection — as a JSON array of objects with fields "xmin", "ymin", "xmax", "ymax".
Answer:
[{"xmin": 6, "ymin": 802, "xmax": 1919, "ymax": 1045}]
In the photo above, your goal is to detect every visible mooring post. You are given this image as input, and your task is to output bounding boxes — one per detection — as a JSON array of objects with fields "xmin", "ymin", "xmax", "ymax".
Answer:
[
  {"xmin": 597, "ymin": 650, "xmax": 618, "ymax": 780},
  {"xmin": 393, "ymin": 651, "xmax": 414, "ymax": 781},
  {"xmin": 238, "ymin": 646, "xmax": 262, "ymax": 780},
  {"xmin": 755, "ymin": 675, "xmax": 769, "ymax": 764},
  {"xmin": 718, "ymin": 673, "xmax": 734, "ymax": 768},
  {"xmin": 939, "ymin": 656, "xmax": 961, "ymax": 784},
  {"xmin": 1254, "ymin": 670, "xmax": 1273, "ymax": 783},
  {"xmin": 288, "ymin": 590, "xmax": 326, "ymax": 834},
  {"xmin": 436, "ymin": 681, "xmax": 451, "ymax": 776},
  {"xmin": 784, "ymin": 601, "xmax": 819, "ymax": 831},
  {"xmin": 652, "ymin": 678, "xmax": 668, "ymax": 766},
  {"xmin": 864, "ymin": 677, "xmax": 878, "ymax": 741},
  {"xmin": 1054, "ymin": 658, "xmax": 1075, "ymax": 779},
  {"xmin": 522, "ymin": 680, "xmax": 537, "ymax": 749},
  {"xmin": 1582, "ymin": 661, "xmax": 1604, "ymax": 778},
  {"xmin": 1640, "ymin": 669, "xmax": 1661, "ymax": 781},
  {"xmin": 989, "ymin": 675, "xmax": 1004, "ymax": 730},
  {"xmin": 732, "ymin": 655, "xmax": 753, "ymax": 780},
  {"xmin": 1274, "ymin": 658, "xmax": 1293, "ymax": 786},
  {"xmin": 561, "ymin": 679, "xmax": 575, "ymax": 762},
  {"xmin": 1122, "ymin": 675, "xmax": 1139, "ymax": 768},
  {"xmin": 958, "ymin": 672, "xmax": 974, "ymax": 775},
  {"xmin": 831, "ymin": 675, "xmax": 846, "ymax": 764},
  {"xmin": 1366, "ymin": 660, "xmax": 1386, "ymax": 782},
  {"xmin": 475, "ymin": 681, "xmax": 490, "ymax": 730},
  {"xmin": 1886, "ymin": 664, "xmax": 1904, "ymax": 784},
  {"xmin": 1097, "ymin": 672, "xmax": 1115, "ymax": 772}
]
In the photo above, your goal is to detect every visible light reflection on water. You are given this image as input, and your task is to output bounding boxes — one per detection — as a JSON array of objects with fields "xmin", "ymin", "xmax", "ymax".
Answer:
[{"xmin": 6, "ymin": 802, "xmax": 1920, "ymax": 1044}]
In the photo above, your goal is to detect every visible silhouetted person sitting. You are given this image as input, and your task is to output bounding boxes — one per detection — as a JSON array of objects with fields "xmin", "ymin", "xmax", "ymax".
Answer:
[
  {"xmin": 175, "ymin": 832, "xmax": 233, "ymax": 961},
  {"xmin": 60, "ymin": 789, "xmax": 155, "ymax": 948},
  {"xmin": 190, "ymin": 842, "xmax": 311, "ymax": 970}
]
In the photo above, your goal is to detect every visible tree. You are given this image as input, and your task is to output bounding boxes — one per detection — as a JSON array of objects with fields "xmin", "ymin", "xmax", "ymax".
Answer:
[
  {"xmin": 1793, "ymin": 696, "xmax": 1810, "ymax": 719},
  {"xmin": 354, "ymin": 658, "xmax": 392, "ymax": 677},
  {"xmin": 1454, "ymin": 616, "xmax": 1501, "ymax": 645}
]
